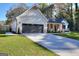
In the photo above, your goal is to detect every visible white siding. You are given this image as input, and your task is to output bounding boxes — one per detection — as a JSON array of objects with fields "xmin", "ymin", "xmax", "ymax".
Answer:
[
  {"xmin": 16, "ymin": 7, "xmax": 48, "ymax": 33},
  {"xmin": 62, "ymin": 20, "xmax": 69, "ymax": 25},
  {"xmin": 11, "ymin": 20, "xmax": 16, "ymax": 32},
  {"xmin": 17, "ymin": 9, "xmax": 48, "ymax": 24}
]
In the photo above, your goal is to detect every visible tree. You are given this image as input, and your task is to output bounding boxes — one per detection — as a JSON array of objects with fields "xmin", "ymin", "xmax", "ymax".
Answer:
[
  {"xmin": 55, "ymin": 3, "xmax": 75, "ymax": 31},
  {"xmin": 75, "ymin": 3, "xmax": 79, "ymax": 31},
  {"xmin": 71, "ymin": 3, "xmax": 76, "ymax": 31},
  {"xmin": 71, "ymin": 3, "xmax": 79, "ymax": 31},
  {"xmin": 75, "ymin": 3, "xmax": 78, "ymax": 11},
  {"xmin": 38, "ymin": 3, "xmax": 48, "ymax": 13},
  {"xmin": 69, "ymin": 3, "xmax": 79, "ymax": 31},
  {"xmin": 6, "ymin": 3, "xmax": 28, "ymax": 24},
  {"xmin": 69, "ymin": 3, "xmax": 73, "ymax": 31}
]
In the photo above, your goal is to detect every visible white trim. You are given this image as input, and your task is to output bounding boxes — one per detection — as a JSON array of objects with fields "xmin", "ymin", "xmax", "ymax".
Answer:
[
  {"xmin": 16, "ymin": 6, "xmax": 37, "ymax": 19},
  {"xmin": 16, "ymin": 6, "xmax": 48, "ymax": 33},
  {"xmin": 16, "ymin": 6, "xmax": 48, "ymax": 23},
  {"xmin": 37, "ymin": 9, "xmax": 48, "ymax": 22},
  {"xmin": 16, "ymin": 7, "xmax": 32, "ymax": 19}
]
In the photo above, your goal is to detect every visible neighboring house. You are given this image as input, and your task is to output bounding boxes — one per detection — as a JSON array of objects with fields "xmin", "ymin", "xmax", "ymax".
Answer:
[
  {"xmin": 0, "ymin": 21, "xmax": 5, "ymax": 26},
  {"xmin": 0, "ymin": 21, "xmax": 5, "ymax": 30},
  {"xmin": 0, "ymin": 21, "xmax": 9, "ymax": 31},
  {"xmin": 10, "ymin": 6, "xmax": 48, "ymax": 33},
  {"xmin": 47, "ymin": 18, "xmax": 69, "ymax": 32}
]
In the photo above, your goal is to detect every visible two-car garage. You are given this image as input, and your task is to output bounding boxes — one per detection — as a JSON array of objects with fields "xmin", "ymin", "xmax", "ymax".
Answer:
[
  {"xmin": 22, "ymin": 24, "xmax": 43, "ymax": 33},
  {"xmin": 16, "ymin": 6, "xmax": 48, "ymax": 33}
]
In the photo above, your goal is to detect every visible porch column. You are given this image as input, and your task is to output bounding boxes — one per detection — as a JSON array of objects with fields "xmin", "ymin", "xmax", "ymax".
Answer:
[
  {"xmin": 52, "ymin": 24, "xmax": 54, "ymax": 31},
  {"xmin": 60, "ymin": 24, "xmax": 63, "ymax": 32},
  {"xmin": 53, "ymin": 24, "xmax": 55, "ymax": 32},
  {"xmin": 50, "ymin": 24, "xmax": 52, "ymax": 31},
  {"xmin": 49, "ymin": 23, "xmax": 51, "ymax": 31},
  {"xmin": 56, "ymin": 24, "xmax": 57, "ymax": 32}
]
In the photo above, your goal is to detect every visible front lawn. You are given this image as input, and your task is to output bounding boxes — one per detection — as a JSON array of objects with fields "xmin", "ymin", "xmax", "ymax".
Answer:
[
  {"xmin": 0, "ymin": 34, "xmax": 57, "ymax": 56},
  {"xmin": 56, "ymin": 32, "xmax": 79, "ymax": 40}
]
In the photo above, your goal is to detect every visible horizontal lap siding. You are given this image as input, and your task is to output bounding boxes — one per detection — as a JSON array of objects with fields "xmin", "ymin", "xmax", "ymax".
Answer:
[
  {"xmin": 11, "ymin": 20, "xmax": 16, "ymax": 32},
  {"xmin": 17, "ymin": 9, "xmax": 47, "ymax": 25},
  {"xmin": 16, "ymin": 8, "xmax": 48, "ymax": 33}
]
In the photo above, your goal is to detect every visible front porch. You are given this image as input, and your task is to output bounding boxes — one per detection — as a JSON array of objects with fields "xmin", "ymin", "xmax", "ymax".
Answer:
[{"xmin": 47, "ymin": 23, "xmax": 64, "ymax": 32}]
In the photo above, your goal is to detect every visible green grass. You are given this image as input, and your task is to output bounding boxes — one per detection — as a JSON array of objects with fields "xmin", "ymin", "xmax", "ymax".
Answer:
[
  {"xmin": 0, "ymin": 34, "xmax": 57, "ymax": 56},
  {"xmin": 56, "ymin": 32, "xmax": 79, "ymax": 40}
]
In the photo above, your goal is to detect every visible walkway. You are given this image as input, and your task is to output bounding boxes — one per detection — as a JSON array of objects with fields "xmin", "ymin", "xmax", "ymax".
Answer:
[
  {"xmin": 5, "ymin": 32, "xmax": 16, "ymax": 35},
  {"xmin": 24, "ymin": 33, "xmax": 79, "ymax": 56}
]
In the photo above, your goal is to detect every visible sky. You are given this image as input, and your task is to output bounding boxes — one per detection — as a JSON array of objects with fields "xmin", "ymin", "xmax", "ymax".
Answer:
[
  {"xmin": 0, "ymin": 3, "xmax": 34, "ymax": 21},
  {"xmin": 0, "ymin": 3, "xmax": 77, "ymax": 21}
]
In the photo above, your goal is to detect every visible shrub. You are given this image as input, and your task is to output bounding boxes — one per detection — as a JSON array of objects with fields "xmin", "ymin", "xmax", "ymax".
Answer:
[
  {"xmin": 0, "ymin": 30, "xmax": 6, "ymax": 34},
  {"xmin": 47, "ymin": 30, "xmax": 61, "ymax": 33}
]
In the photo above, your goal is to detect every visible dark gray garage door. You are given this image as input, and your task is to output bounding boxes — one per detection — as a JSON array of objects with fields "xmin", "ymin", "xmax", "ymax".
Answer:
[{"xmin": 22, "ymin": 24, "xmax": 43, "ymax": 33}]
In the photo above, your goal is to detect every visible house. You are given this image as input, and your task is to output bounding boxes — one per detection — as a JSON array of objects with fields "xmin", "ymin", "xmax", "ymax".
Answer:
[
  {"xmin": 10, "ymin": 4, "xmax": 69, "ymax": 33},
  {"xmin": 10, "ymin": 6, "xmax": 48, "ymax": 33},
  {"xmin": 0, "ymin": 21, "xmax": 9, "ymax": 32},
  {"xmin": 47, "ymin": 18, "xmax": 69, "ymax": 32}
]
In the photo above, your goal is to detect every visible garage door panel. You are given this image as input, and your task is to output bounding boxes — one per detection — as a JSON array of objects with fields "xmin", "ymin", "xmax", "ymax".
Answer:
[
  {"xmin": 22, "ymin": 24, "xmax": 31, "ymax": 33},
  {"xmin": 22, "ymin": 24, "xmax": 43, "ymax": 33}
]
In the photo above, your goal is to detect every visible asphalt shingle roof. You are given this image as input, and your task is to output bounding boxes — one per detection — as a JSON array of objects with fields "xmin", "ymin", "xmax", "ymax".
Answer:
[{"xmin": 48, "ymin": 18, "xmax": 64, "ymax": 23}]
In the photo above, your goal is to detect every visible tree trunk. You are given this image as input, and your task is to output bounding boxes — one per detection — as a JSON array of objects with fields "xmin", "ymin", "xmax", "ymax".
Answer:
[
  {"xmin": 72, "ymin": 3, "xmax": 76, "ymax": 31},
  {"xmin": 75, "ymin": 3, "xmax": 78, "ymax": 11},
  {"xmin": 69, "ymin": 3, "xmax": 74, "ymax": 31},
  {"xmin": 75, "ymin": 3, "xmax": 79, "ymax": 31}
]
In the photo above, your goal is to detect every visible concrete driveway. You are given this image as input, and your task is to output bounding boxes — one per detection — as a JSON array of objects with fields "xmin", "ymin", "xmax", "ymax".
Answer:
[{"xmin": 23, "ymin": 33, "xmax": 79, "ymax": 56}]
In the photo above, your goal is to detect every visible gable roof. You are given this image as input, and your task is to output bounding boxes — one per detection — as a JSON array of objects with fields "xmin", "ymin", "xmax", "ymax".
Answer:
[
  {"xmin": 16, "ymin": 6, "xmax": 48, "ymax": 23},
  {"xmin": 16, "ymin": 6, "xmax": 34, "ymax": 18}
]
